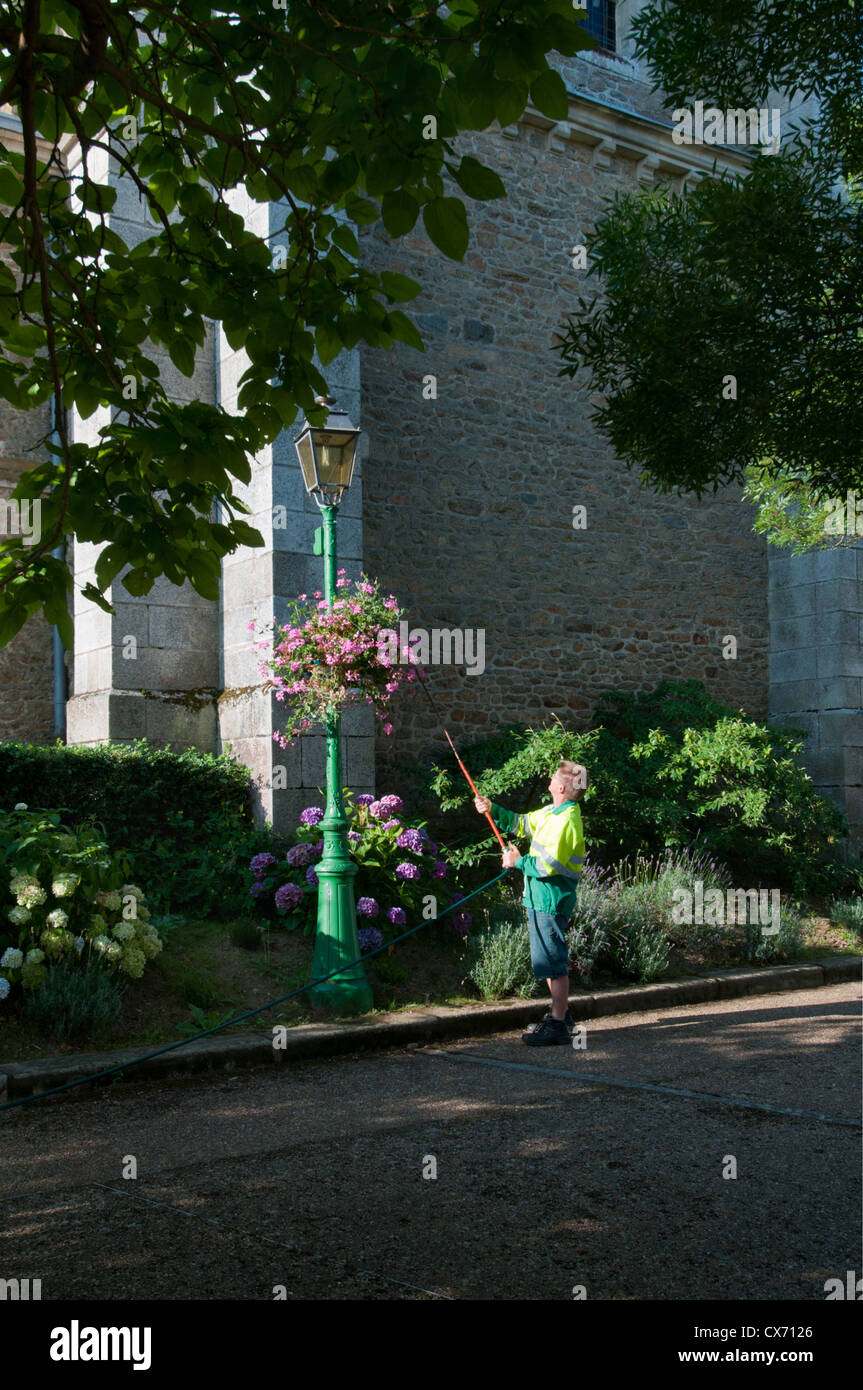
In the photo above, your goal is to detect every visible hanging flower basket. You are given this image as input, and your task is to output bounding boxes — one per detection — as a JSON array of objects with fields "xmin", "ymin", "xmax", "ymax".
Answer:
[{"xmin": 250, "ymin": 571, "xmax": 420, "ymax": 749}]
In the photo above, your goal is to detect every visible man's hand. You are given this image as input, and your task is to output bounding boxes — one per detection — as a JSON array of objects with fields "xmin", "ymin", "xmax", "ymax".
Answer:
[
  {"xmin": 502, "ymin": 843, "xmax": 520, "ymax": 869},
  {"xmin": 474, "ymin": 795, "xmax": 491, "ymax": 814}
]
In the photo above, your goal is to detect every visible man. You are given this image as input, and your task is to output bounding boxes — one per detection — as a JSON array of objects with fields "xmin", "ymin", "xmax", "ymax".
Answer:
[{"xmin": 474, "ymin": 761, "xmax": 588, "ymax": 1046}]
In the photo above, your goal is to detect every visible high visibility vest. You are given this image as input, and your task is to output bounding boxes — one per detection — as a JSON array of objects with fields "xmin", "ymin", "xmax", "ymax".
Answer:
[
  {"xmin": 512, "ymin": 801, "xmax": 585, "ymax": 887},
  {"xmin": 493, "ymin": 799, "xmax": 586, "ymax": 913}
]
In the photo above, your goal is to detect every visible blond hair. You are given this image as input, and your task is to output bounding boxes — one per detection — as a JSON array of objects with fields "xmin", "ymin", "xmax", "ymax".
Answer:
[{"xmin": 557, "ymin": 761, "xmax": 589, "ymax": 801}]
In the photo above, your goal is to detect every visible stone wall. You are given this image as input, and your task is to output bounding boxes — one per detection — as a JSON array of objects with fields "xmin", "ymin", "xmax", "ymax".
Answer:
[
  {"xmin": 359, "ymin": 66, "xmax": 769, "ymax": 777},
  {"xmin": 0, "ymin": 386, "xmax": 57, "ymax": 745},
  {"xmin": 769, "ymin": 544, "xmax": 863, "ymax": 848}
]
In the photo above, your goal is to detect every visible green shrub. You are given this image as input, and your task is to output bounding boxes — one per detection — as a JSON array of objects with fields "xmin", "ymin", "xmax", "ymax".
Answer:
[
  {"xmin": 0, "ymin": 805, "xmax": 163, "ymax": 999},
  {"xmin": 24, "ymin": 958, "xmax": 124, "ymax": 1042},
  {"xmin": 426, "ymin": 681, "xmax": 850, "ymax": 893},
  {"xmin": 246, "ymin": 791, "xmax": 466, "ymax": 944},
  {"xmin": 743, "ymin": 902, "xmax": 806, "ymax": 964},
  {"xmin": 463, "ymin": 902, "xmax": 541, "ymax": 1001},
  {"xmin": 829, "ymin": 898, "xmax": 863, "ymax": 937},
  {"xmin": 0, "ymin": 740, "xmax": 269, "ymax": 914},
  {"xmin": 176, "ymin": 966, "xmax": 223, "ymax": 1010}
]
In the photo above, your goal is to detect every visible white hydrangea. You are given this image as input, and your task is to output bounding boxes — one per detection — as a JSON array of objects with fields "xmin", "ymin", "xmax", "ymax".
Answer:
[
  {"xmin": 17, "ymin": 884, "xmax": 47, "ymax": 909},
  {"xmin": 112, "ymin": 921, "xmax": 135, "ymax": 942},
  {"xmin": 51, "ymin": 874, "xmax": 80, "ymax": 898},
  {"xmin": 0, "ymin": 977, "xmax": 10, "ymax": 1000},
  {"xmin": 74, "ymin": 936, "xmax": 85, "ymax": 953},
  {"xmin": 92, "ymin": 935, "xmax": 121, "ymax": 962},
  {"xmin": 95, "ymin": 889, "xmax": 121, "ymax": 913},
  {"xmin": 13, "ymin": 802, "xmax": 27, "ymax": 810},
  {"xmin": 0, "ymin": 947, "xmax": 24, "ymax": 970},
  {"xmin": 121, "ymin": 884, "xmax": 145, "ymax": 900},
  {"xmin": 121, "ymin": 946, "xmax": 145, "ymax": 979},
  {"xmin": 8, "ymin": 906, "xmax": 31, "ymax": 927},
  {"xmin": 46, "ymin": 908, "xmax": 69, "ymax": 930},
  {"xmin": 25, "ymin": 948, "xmax": 45, "ymax": 965}
]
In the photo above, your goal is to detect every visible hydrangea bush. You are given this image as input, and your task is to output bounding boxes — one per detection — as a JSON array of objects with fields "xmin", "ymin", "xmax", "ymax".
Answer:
[
  {"xmin": 0, "ymin": 804, "xmax": 164, "ymax": 1001},
  {"xmin": 250, "ymin": 571, "xmax": 420, "ymax": 748},
  {"xmin": 246, "ymin": 793, "xmax": 471, "ymax": 946}
]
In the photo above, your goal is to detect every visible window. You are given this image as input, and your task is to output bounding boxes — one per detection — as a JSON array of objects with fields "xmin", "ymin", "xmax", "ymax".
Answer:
[{"xmin": 580, "ymin": 0, "xmax": 616, "ymax": 55}]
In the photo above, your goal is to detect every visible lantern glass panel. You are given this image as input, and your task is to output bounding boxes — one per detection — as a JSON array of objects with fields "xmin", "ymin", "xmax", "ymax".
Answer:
[
  {"xmin": 316, "ymin": 432, "xmax": 355, "ymax": 493},
  {"xmin": 295, "ymin": 433, "xmax": 317, "ymax": 493}
]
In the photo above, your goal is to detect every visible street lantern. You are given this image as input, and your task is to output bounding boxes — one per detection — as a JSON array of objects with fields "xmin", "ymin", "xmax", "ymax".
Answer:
[
  {"xmin": 294, "ymin": 396, "xmax": 372, "ymax": 1016},
  {"xmin": 295, "ymin": 398, "xmax": 360, "ymax": 507}
]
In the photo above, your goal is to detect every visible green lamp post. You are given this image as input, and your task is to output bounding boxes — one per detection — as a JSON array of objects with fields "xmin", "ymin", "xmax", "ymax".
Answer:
[{"xmin": 294, "ymin": 396, "xmax": 373, "ymax": 1015}]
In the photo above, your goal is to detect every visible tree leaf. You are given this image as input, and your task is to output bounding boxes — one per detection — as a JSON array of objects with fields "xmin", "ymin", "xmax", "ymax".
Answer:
[
  {"xmin": 530, "ymin": 68, "xmax": 568, "ymax": 120},
  {"xmin": 422, "ymin": 197, "xmax": 469, "ymax": 261}
]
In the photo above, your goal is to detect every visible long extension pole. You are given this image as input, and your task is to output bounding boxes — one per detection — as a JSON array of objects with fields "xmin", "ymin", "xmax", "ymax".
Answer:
[{"xmin": 416, "ymin": 672, "xmax": 507, "ymax": 851}]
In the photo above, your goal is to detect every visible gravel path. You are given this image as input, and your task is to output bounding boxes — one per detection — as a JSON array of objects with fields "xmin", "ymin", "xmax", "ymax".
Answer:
[{"xmin": 2, "ymin": 982, "xmax": 859, "ymax": 1301}]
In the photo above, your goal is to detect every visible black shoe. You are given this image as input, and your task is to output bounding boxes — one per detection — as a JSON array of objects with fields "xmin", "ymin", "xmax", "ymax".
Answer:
[
  {"xmin": 522, "ymin": 1016, "xmax": 571, "ymax": 1046},
  {"xmin": 524, "ymin": 1008, "xmax": 575, "ymax": 1037}
]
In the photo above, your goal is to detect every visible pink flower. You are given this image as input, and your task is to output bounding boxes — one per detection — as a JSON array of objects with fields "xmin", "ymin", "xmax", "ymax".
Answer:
[
  {"xmin": 383, "ymin": 722, "xmax": 393, "ymax": 735},
  {"xmin": 246, "ymin": 619, "xmax": 256, "ymax": 631}
]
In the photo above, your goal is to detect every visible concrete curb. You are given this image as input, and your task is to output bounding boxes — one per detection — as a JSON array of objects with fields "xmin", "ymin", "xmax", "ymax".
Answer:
[{"xmin": 1, "ymin": 954, "xmax": 860, "ymax": 1101}]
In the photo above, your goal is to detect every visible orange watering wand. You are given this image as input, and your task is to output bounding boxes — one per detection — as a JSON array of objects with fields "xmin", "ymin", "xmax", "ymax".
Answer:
[
  {"xmin": 414, "ymin": 669, "xmax": 508, "ymax": 851},
  {"xmin": 442, "ymin": 729, "xmax": 508, "ymax": 851}
]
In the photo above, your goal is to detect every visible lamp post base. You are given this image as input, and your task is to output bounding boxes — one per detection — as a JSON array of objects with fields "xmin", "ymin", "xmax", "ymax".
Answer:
[{"xmin": 308, "ymin": 868, "xmax": 374, "ymax": 1016}]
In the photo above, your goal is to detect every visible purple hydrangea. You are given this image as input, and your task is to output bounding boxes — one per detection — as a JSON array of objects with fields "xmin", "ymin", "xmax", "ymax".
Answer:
[
  {"xmin": 275, "ymin": 882, "xmax": 303, "ymax": 912},
  {"xmin": 250, "ymin": 880, "xmax": 269, "ymax": 898},
  {"xmin": 300, "ymin": 806, "xmax": 325, "ymax": 827},
  {"xmin": 358, "ymin": 927, "xmax": 383, "ymax": 953},
  {"xmin": 357, "ymin": 896, "xmax": 379, "ymax": 918},
  {"xmin": 383, "ymin": 818, "xmax": 401, "ymax": 832},
  {"xmin": 396, "ymin": 862, "xmax": 420, "ymax": 882},
  {"xmin": 396, "ymin": 828, "xmax": 424, "ymax": 854},
  {"xmin": 355, "ymin": 794, "xmax": 375, "ymax": 807},
  {"xmin": 387, "ymin": 906, "xmax": 407, "ymax": 926},
  {"xmin": 378, "ymin": 794, "xmax": 404, "ymax": 817},
  {"xmin": 250, "ymin": 852, "xmax": 277, "ymax": 877},
  {"xmin": 450, "ymin": 911, "xmax": 472, "ymax": 938},
  {"xmin": 432, "ymin": 860, "xmax": 447, "ymax": 879},
  {"xmin": 347, "ymin": 830, "xmax": 362, "ymax": 843},
  {"xmin": 369, "ymin": 800, "xmax": 384, "ymax": 820},
  {"xmin": 306, "ymin": 866, "xmax": 318, "ymax": 886},
  {"xmin": 286, "ymin": 842, "xmax": 316, "ymax": 868}
]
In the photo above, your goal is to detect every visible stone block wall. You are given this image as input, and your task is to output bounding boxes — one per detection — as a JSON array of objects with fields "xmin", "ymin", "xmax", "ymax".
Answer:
[
  {"xmin": 359, "ymin": 65, "xmax": 769, "ymax": 777},
  {"xmin": 769, "ymin": 543, "xmax": 863, "ymax": 848}
]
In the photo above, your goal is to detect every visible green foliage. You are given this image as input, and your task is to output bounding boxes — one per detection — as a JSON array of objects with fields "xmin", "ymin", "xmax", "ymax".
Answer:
[
  {"xmin": 428, "ymin": 682, "xmax": 851, "ymax": 892},
  {"xmin": 248, "ymin": 792, "xmax": 464, "ymax": 943},
  {"xmin": 24, "ymin": 958, "xmax": 125, "ymax": 1042},
  {"xmin": 556, "ymin": 0, "xmax": 863, "ymax": 531},
  {"xmin": 0, "ymin": 740, "xmax": 267, "ymax": 913},
  {"xmin": 462, "ymin": 902, "xmax": 542, "ymax": 1001},
  {"xmin": 176, "ymin": 1003, "xmax": 239, "ymax": 1036},
  {"xmin": 0, "ymin": 0, "xmax": 595, "ymax": 643},
  {"xmin": 0, "ymin": 805, "xmax": 163, "ymax": 997},
  {"xmin": 372, "ymin": 956, "xmax": 409, "ymax": 986},
  {"xmin": 828, "ymin": 898, "xmax": 863, "ymax": 938},
  {"xmin": 176, "ymin": 967, "xmax": 223, "ymax": 1011},
  {"xmin": 742, "ymin": 902, "xmax": 806, "ymax": 964}
]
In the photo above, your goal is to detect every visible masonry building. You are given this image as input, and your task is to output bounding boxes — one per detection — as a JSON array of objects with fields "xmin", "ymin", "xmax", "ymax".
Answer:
[{"xmin": 1, "ymin": 1, "xmax": 860, "ymax": 846}]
